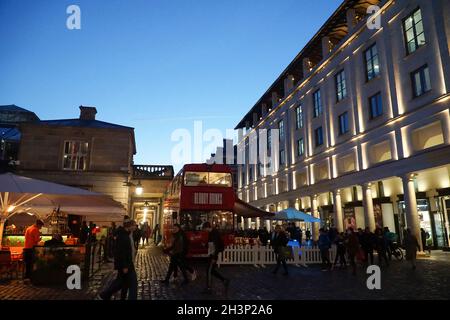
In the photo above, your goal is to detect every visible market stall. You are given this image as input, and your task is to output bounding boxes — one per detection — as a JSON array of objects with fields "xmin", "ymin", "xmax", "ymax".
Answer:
[{"xmin": 0, "ymin": 172, "xmax": 126, "ymax": 284}]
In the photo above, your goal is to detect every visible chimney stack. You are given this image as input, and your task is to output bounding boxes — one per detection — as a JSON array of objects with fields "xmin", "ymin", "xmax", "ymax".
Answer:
[{"xmin": 79, "ymin": 106, "xmax": 97, "ymax": 120}]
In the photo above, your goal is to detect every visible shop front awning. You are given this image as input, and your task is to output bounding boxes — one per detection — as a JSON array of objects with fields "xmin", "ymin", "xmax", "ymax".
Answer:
[{"xmin": 233, "ymin": 198, "xmax": 275, "ymax": 218}]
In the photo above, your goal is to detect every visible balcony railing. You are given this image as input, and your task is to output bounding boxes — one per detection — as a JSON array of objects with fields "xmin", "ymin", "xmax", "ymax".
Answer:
[{"xmin": 132, "ymin": 165, "xmax": 174, "ymax": 180}]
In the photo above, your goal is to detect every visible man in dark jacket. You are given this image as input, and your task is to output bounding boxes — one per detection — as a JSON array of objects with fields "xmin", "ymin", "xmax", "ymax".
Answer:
[
  {"xmin": 100, "ymin": 219, "xmax": 137, "ymax": 300},
  {"xmin": 203, "ymin": 222, "xmax": 230, "ymax": 294},
  {"xmin": 272, "ymin": 225, "xmax": 289, "ymax": 275}
]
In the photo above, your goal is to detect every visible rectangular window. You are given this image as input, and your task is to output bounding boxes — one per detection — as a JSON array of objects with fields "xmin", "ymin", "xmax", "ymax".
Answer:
[
  {"xmin": 63, "ymin": 141, "xmax": 89, "ymax": 171},
  {"xmin": 267, "ymin": 129, "xmax": 271, "ymax": 151},
  {"xmin": 369, "ymin": 92, "xmax": 383, "ymax": 119},
  {"xmin": 411, "ymin": 65, "xmax": 431, "ymax": 97},
  {"xmin": 297, "ymin": 138, "xmax": 304, "ymax": 156},
  {"xmin": 335, "ymin": 70, "xmax": 347, "ymax": 102},
  {"xmin": 315, "ymin": 127, "xmax": 323, "ymax": 147},
  {"xmin": 184, "ymin": 171, "xmax": 232, "ymax": 187},
  {"xmin": 313, "ymin": 89, "xmax": 322, "ymax": 118},
  {"xmin": 338, "ymin": 112, "xmax": 349, "ymax": 135},
  {"xmin": 295, "ymin": 105, "xmax": 304, "ymax": 129},
  {"xmin": 278, "ymin": 120, "xmax": 284, "ymax": 140},
  {"xmin": 279, "ymin": 150, "xmax": 286, "ymax": 166},
  {"xmin": 364, "ymin": 44, "xmax": 380, "ymax": 81},
  {"xmin": 403, "ymin": 8, "xmax": 426, "ymax": 55}
]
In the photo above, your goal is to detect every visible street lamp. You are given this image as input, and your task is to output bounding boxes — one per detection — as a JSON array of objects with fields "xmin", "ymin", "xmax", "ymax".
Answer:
[
  {"xmin": 123, "ymin": 179, "xmax": 144, "ymax": 195},
  {"xmin": 142, "ymin": 201, "xmax": 151, "ymax": 223},
  {"xmin": 135, "ymin": 181, "xmax": 143, "ymax": 196}
]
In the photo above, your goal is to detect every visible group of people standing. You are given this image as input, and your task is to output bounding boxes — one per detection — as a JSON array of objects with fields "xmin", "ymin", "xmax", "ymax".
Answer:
[{"xmin": 267, "ymin": 224, "xmax": 424, "ymax": 277}]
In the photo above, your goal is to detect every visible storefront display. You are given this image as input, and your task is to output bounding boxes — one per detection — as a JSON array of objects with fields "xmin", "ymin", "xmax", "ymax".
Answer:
[
  {"xmin": 398, "ymin": 198, "xmax": 434, "ymax": 247},
  {"xmin": 343, "ymin": 206, "xmax": 356, "ymax": 230},
  {"xmin": 373, "ymin": 204, "xmax": 383, "ymax": 228}
]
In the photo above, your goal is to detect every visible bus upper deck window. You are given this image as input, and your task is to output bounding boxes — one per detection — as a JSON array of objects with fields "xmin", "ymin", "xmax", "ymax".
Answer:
[
  {"xmin": 184, "ymin": 171, "xmax": 232, "ymax": 187},
  {"xmin": 209, "ymin": 172, "xmax": 232, "ymax": 187}
]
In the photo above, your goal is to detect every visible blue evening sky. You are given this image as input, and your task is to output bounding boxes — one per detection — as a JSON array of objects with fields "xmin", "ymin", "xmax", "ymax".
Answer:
[{"xmin": 0, "ymin": 0, "xmax": 342, "ymax": 171}]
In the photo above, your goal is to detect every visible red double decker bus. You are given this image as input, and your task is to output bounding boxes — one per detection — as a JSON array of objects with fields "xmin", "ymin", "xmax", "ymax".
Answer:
[{"xmin": 163, "ymin": 163, "xmax": 236, "ymax": 257}]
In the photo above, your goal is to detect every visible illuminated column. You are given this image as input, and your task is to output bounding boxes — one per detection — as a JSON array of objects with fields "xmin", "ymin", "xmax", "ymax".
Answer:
[
  {"xmin": 310, "ymin": 195, "xmax": 320, "ymax": 241},
  {"xmin": 256, "ymin": 217, "xmax": 260, "ymax": 229},
  {"xmin": 402, "ymin": 173, "xmax": 423, "ymax": 251},
  {"xmin": 247, "ymin": 218, "xmax": 252, "ymax": 229},
  {"xmin": 333, "ymin": 189, "xmax": 344, "ymax": 232},
  {"xmin": 362, "ymin": 183, "xmax": 376, "ymax": 231},
  {"xmin": 240, "ymin": 216, "xmax": 244, "ymax": 229}
]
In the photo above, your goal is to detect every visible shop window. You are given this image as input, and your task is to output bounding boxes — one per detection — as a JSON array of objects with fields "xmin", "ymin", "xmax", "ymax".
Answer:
[
  {"xmin": 412, "ymin": 121, "xmax": 444, "ymax": 152},
  {"xmin": 370, "ymin": 140, "xmax": 392, "ymax": 165}
]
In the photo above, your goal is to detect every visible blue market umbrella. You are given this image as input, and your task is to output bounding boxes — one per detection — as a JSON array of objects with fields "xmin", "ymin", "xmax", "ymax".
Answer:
[{"xmin": 272, "ymin": 207, "xmax": 320, "ymax": 223}]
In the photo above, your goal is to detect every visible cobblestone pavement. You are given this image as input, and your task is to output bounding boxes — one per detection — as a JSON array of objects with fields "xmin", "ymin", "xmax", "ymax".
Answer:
[
  {"xmin": 118, "ymin": 245, "xmax": 450, "ymax": 300},
  {"xmin": 0, "ymin": 261, "xmax": 113, "ymax": 300},
  {"xmin": 1, "ymin": 246, "xmax": 450, "ymax": 300}
]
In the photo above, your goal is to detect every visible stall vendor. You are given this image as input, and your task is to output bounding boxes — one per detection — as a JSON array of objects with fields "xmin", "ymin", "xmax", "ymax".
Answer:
[{"xmin": 24, "ymin": 219, "xmax": 44, "ymax": 280}]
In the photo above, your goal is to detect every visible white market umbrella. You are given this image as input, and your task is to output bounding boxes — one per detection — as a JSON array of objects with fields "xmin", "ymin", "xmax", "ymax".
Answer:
[
  {"xmin": 0, "ymin": 172, "xmax": 126, "ymax": 244},
  {"xmin": 271, "ymin": 207, "xmax": 321, "ymax": 223}
]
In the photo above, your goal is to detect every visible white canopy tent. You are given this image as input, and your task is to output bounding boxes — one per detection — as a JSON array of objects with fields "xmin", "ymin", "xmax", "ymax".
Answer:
[{"xmin": 0, "ymin": 172, "xmax": 126, "ymax": 244}]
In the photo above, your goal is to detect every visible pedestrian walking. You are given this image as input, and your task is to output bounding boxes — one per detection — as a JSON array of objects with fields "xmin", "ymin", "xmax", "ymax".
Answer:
[
  {"xmin": 133, "ymin": 225, "xmax": 141, "ymax": 249},
  {"xmin": 202, "ymin": 222, "xmax": 230, "ymax": 294},
  {"xmin": 345, "ymin": 228, "xmax": 360, "ymax": 275},
  {"xmin": 318, "ymin": 228, "xmax": 332, "ymax": 271},
  {"xmin": 375, "ymin": 228, "xmax": 389, "ymax": 267},
  {"xmin": 271, "ymin": 225, "xmax": 289, "ymax": 275},
  {"xmin": 361, "ymin": 227, "xmax": 375, "ymax": 266},
  {"xmin": 332, "ymin": 232, "xmax": 346, "ymax": 269},
  {"xmin": 420, "ymin": 228, "xmax": 431, "ymax": 254},
  {"xmin": 161, "ymin": 224, "xmax": 190, "ymax": 285},
  {"xmin": 405, "ymin": 228, "xmax": 421, "ymax": 270},
  {"xmin": 99, "ymin": 219, "xmax": 138, "ymax": 300}
]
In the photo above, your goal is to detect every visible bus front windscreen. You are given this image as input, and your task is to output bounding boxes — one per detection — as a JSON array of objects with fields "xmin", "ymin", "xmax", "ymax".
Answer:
[{"xmin": 184, "ymin": 171, "xmax": 232, "ymax": 187}]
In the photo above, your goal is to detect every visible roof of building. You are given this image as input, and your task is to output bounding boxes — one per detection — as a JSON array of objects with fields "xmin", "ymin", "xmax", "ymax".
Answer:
[
  {"xmin": 235, "ymin": 0, "xmax": 379, "ymax": 129},
  {"xmin": 0, "ymin": 104, "xmax": 40, "ymax": 123},
  {"xmin": 0, "ymin": 105, "xmax": 31, "ymax": 113},
  {"xmin": 36, "ymin": 118, "xmax": 134, "ymax": 130}
]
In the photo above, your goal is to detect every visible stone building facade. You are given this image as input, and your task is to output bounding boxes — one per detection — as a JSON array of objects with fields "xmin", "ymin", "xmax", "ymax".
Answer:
[{"xmin": 236, "ymin": 0, "xmax": 450, "ymax": 249}]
